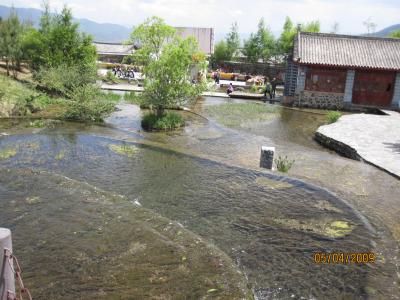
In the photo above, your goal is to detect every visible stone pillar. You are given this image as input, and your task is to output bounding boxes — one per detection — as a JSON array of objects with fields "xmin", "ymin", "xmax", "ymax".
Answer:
[
  {"xmin": 295, "ymin": 66, "xmax": 307, "ymax": 93},
  {"xmin": 344, "ymin": 70, "xmax": 355, "ymax": 105},
  {"xmin": 391, "ymin": 72, "xmax": 400, "ymax": 110},
  {"xmin": 260, "ymin": 146, "xmax": 275, "ymax": 169},
  {"xmin": 0, "ymin": 228, "xmax": 15, "ymax": 300}
]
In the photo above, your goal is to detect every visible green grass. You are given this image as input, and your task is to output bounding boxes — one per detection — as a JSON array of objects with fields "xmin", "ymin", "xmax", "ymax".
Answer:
[
  {"xmin": 204, "ymin": 102, "xmax": 279, "ymax": 127},
  {"xmin": 141, "ymin": 112, "xmax": 184, "ymax": 131},
  {"xmin": 124, "ymin": 91, "xmax": 143, "ymax": 105},
  {"xmin": 0, "ymin": 74, "xmax": 62, "ymax": 117},
  {"xmin": 327, "ymin": 111, "xmax": 342, "ymax": 124}
]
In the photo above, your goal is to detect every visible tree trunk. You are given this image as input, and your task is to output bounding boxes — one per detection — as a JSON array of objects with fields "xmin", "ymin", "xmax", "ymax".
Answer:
[
  {"xmin": 156, "ymin": 107, "xmax": 164, "ymax": 118},
  {"xmin": 5, "ymin": 59, "xmax": 9, "ymax": 76}
]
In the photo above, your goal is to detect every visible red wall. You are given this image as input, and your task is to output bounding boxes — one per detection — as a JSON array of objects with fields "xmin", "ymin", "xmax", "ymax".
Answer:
[{"xmin": 305, "ymin": 67, "xmax": 347, "ymax": 93}]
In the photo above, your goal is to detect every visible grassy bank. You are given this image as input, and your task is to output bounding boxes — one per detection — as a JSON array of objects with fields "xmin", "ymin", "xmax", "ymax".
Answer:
[
  {"xmin": 204, "ymin": 102, "xmax": 280, "ymax": 127},
  {"xmin": 0, "ymin": 74, "xmax": 121, "ymax": 121},
  {"xmin": 0, "ymin": 74, "xmax": 65, "ymax": 118}
]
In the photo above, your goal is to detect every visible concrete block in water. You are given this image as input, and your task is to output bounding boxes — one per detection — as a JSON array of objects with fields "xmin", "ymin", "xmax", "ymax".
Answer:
[
  {"xmin": 0, "ymin": 228, "xmax": 15, "ymax": 300},
  {"xmin": 260, "ymin": 146, "xmax": 275, "ymax": 169}
]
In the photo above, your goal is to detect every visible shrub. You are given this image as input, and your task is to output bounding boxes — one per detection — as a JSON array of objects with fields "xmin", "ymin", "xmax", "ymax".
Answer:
[
  {"xmin": 124, "ymin": 91, "xmax": 143, "ymax": 105},
  {"xmin": 104, "ymin": 70, "xmax": 119, "ymax": 84},
  {"xmin": 274, "ymin": 156, "xmax": 295, "ymax": 173},
  {"xmin": 250, "ymin": 84, "xmax": 262, "ymax": 93},
  {"xmin": 35, "ymin": 64, "xmax": 97, "ymax": 96},
  {"xmin": 141, "ymin": 112, "xmax": 184, "ymax": 131},
  {"xmin": 63, "ymin": 85, "xmax": 116, "ymax": 122},
  {"xmin": 327, "ymin": 111, "xmax": 341, "ymax": 124}
]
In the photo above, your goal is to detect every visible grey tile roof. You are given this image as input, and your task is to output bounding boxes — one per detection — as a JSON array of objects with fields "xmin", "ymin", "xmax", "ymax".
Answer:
[
  {"xmin": 93, "ymin": 42, "xmax": 135, "ymax": 56},
  {"xmin": 293, "ymin": 32, "xmax": 400, "ymax": 70}
]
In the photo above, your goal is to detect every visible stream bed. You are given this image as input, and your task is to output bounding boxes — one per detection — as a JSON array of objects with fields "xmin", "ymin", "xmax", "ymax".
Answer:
[{"xmin": 0, "ymin": 97, "xmax": 399, "ymax": 299}]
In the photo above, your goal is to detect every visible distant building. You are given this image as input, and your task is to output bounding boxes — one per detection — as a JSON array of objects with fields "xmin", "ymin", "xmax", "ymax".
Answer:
[
  {"xmin": 94, "ymin": 42, "xmax": 136, "ymax": 63},
  {"xmin": 284, "ymin": 32, "xmax": 400, "ymax": 110},
  {"xmin": 94, "ymin": 26, "xmax": 214, "ymax": 63},
  {"xmin": 175, "ymin": 27, "xmax": 214, "ymax": 55}
]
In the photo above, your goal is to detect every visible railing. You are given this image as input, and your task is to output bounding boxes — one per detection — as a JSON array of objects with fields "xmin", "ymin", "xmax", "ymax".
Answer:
[{"xmin": 0, "ymin": 228, "xmax": 31, "ymax": 300}]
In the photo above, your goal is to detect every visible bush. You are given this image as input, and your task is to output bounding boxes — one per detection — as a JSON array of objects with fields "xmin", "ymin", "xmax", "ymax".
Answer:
[
  {"xmin": 63, "ymin": 85, "xmax": 116, "ymax": 122},
  {"xmin": 141, "ymin": 112, "xmax": 184, "ymax": 131},
  {"xmin": 275, "ymin": 156, "xmax": 295, "ymax": 173},
  {"xmin": 327, "ymin": 111, "xmax": 342, "ymax": 124},
  {"xmin": 124, "ymin": 91, "xmax": 143, "ymax": 105},
  {"xmin": 35, "ymin": 64, "xmax": 97, "ymax": 96},
  {"xmin": 250, "ymin": 84, "xmax": 262, "ymax": 94},
  {"xmin": 104, "ymin": 70, "xmax": 119, "ymax": 84}
]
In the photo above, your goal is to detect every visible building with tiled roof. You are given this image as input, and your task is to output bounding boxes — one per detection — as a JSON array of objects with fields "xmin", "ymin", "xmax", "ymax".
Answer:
[{"xmin": 284, "ymin": 32, "xmax": 400, "ymax": 110}]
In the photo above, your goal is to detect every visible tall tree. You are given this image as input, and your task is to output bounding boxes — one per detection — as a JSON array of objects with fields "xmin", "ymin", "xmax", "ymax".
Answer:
[
  {"xmin": 129, "ymin": 16, "xmax": 176, "ymax": 64},
  {"xmin": 212, "ymin": 40, "xmax": 230, "ymax": 65},
  {"xmin": 132, "ymin": 17, "xmax": 206, "ymax": 117},
  {"xmin": 226, "ymin": 22, "xmax": 240, "ymax": 60},
  {"xmin": 277, "ymin": 17, "xmax": 320, "ymax": 56},
  {"xmin": 363, "ymin": 17, "xmax": 377, "ymax": 35},
  {"xmin": 23, "ymin": 4, "xmax": 97, "ymax": 71},
  {"xmin": 243, "ymin": 18, "xmax": 275, "ymax": 63},
  {"xmin": 0, "ymin": 8, "xmax": 24, "ymax": 77}
]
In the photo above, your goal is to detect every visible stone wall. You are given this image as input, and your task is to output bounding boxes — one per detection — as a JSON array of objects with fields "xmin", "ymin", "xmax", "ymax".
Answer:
[
  {"xmin": 315, "ymin": 132, "xmax": 361, "ymax": 161},
  {"xmin": 293, "ymin": 91, "xmax": 344, "ymax": 109}
]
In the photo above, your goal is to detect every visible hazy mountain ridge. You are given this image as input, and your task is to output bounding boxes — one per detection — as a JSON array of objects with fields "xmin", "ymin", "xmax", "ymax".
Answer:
[{"xmin": 0, "ymin": 5, "xmax": 132, "ymax": 42}]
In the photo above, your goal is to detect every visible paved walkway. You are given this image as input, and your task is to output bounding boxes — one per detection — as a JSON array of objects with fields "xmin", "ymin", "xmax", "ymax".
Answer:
[
  {"xmin": 101, "ymin": 83, "xmax": 229, "ymax": 98},
  {"xmin": 317, "ymin": 111, "xmax": 400, "ymax": 178}
]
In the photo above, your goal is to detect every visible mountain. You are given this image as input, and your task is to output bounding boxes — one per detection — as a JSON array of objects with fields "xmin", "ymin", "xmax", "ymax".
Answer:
[
  {"xmin": 0, "ymin": 5, "xmax": 132, "ymax": 42},
  {"xmin": 373, "ymin": 24, "xmax": 400, "ymax": 38}
]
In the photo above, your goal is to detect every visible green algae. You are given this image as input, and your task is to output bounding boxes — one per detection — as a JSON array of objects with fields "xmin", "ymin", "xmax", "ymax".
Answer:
[
  {"xmin": 109, "ymin": 144, "xmax": 138, "ymax": 157},
  {"xmin": 0, "ymin": 147, "xmax": 17, "ymax": 160},
  {"xmin": 255, "ymin": 177, "xmax": 294, "ymax": 190},
  {"xmin": 274, "ymin": 218, "xmax": 354, "ymax": 238}
]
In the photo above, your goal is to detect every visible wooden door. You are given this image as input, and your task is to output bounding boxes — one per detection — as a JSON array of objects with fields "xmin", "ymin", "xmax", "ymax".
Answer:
[{"xmin": 352, "ymin": 71, "xmax": 395, "ymax": 107}]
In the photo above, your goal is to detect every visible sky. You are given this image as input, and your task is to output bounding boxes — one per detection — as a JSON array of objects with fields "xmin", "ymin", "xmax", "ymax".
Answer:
[{"xmin": 1, "ymin": 0, "xmax": 399, "ymax": 36}]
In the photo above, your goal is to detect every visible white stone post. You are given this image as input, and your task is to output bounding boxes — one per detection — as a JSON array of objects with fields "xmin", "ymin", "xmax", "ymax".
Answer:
[
  {"xmin": 344, "ymin": 70, "xmax": 355, "ymax": 105},
  {"xmin": 0, "ymin": 228, "xmax": 15, "ymax": 300},
  {"xmin": 260, "ymin": 146, "xmax": 275, "ymax": 169},
  {"xmin": 391, "ymin": 72, "xmax": 400, "ymax": 110}
]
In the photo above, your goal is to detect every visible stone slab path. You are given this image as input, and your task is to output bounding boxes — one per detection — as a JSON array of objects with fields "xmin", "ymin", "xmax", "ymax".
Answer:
[{"xmin": 317, "ymin": 111, "xmax": 400, "ymax": 178}]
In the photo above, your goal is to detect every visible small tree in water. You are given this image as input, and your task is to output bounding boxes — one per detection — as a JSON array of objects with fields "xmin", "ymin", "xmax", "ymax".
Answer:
[{"xmin": 130, "ymin": 17, "xmax": 206, "ymax": 122}]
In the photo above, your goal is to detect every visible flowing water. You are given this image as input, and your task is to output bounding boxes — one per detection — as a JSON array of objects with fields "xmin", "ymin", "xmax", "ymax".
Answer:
[{"xmin": 0, "ymin": 97, "xmax": 399, "ymax": 299}]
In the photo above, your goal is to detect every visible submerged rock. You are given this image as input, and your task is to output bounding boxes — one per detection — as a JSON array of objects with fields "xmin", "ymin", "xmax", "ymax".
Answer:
[{"xmin": 0, "ymin": 147, "xmax": 17, "ymax": 160}]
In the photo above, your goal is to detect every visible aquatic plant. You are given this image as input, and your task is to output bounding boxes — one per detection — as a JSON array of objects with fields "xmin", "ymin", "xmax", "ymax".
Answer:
[
  {"xmin": 0, "ymin": 148, "xmax": 17, "ymax": 160},
  {"xmin": 141, "ymin": 112, "xmax": 184, "ymax": 131},
  {"xmin": 274, "ymin": 155, "xmax": 295, "ymax": 172},
  {"xmin": 28, "ymin": 119, "xmax": 46, "ymax": 128},
  {"xmin": 109, "ymin": 144, "xmax": 138, "ymax": 157},
  {"xmin": 327, "ymin": 111, "xmax": 342, "ymax": 124}
]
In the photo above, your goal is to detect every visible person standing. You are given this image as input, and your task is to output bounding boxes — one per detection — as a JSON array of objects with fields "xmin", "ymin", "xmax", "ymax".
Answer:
[
  {"xmin": 271, "ymin": 77, "xmax": 277, "ymax": 98},
  {"xmin": 264, "ymin": 79, "xmax": 272, "ymax": 101}
]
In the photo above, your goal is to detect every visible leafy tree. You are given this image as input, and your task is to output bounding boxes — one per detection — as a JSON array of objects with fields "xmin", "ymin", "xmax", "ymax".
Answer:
[
  {"xmin": 134, "ymin": 17, "xmax": 206, "ymax": 118},
  {"xmin": 211, "ymin": 40, "xmax": 230, "ymax": 65},
  {"xmin": 0, "ymin": 8, "xmax": 24, "ymax": 77},
  {"xmin": 211, "ymin": 22, "xmax": 240, "ymax": 66},
  {"xmin": 23, "ymin": 4, "xmax": 96, "ymax": 72},
  {"xmin": 277, "ymin": 17, "xmax": 320, "ymax": 56},
  {"xmin": 243, "ymin": 18, "xmax": 275, "ymax": 63},
  {"xmin": 389, "ymin": 29, "xmax": 400, "ymax": 38},
  {"xmin": 226, "ymin": 22, "xmax": 240, "ymax": 60},
  {"xmin": 129, "ymin": 16, "xmax": 176, "ymax": 65}
]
